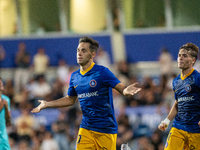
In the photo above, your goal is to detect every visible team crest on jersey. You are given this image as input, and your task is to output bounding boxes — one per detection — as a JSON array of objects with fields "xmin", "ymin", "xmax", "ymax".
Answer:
[
  {"xmin": 185, "ymin": 85, "xmax": 191, "ymax": 92},
  {"xmin": 90, "ymin": 80, "xmax": 97, "ymax": 87}
]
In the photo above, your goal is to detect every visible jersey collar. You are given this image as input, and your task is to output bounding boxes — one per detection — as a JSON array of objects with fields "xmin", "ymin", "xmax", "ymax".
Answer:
[
  {"xmin": 181, "ymin": 68, "xmax": 194, "ymax": 80},
  {"xmin": 80, "ymin": 62, "xmax": 95, "ymax": 75}
]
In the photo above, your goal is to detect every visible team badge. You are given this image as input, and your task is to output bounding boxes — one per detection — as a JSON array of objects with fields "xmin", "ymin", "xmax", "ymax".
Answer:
[
  {"xmin": 90, "ymin": 80, "xmax": 97, "ymax": 87},
  {"xmin": 185, "ymin": 85, "xmax": 191, "ymax": 92}
]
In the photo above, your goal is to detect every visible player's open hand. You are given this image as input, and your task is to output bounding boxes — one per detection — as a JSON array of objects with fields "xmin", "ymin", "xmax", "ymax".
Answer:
[
  {"xmin": 31, "ymin": 100, "xmax": 46, "ymax": 113},
  {"xmin": 123, "ymin": 82, "xmax": 141, "ymax": 96}
]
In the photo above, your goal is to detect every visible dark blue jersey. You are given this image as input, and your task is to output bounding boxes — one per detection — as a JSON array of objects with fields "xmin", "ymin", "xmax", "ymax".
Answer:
[
  {"xmin": 67, "ymin": 63, "xmax": 121, "ymax": 134},
  {"xmin": 172, "ymin": 68, "xmax": 200, "ymax": 133}
]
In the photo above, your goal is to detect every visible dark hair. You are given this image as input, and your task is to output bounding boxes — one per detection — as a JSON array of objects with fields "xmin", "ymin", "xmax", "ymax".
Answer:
[
  {"xmin": 79, "ymin": 36, "xmax": 99, "ymax": 53},
  {"xmin": 179, "ymin": 43, "xmax": 199, "ymax": 61}
]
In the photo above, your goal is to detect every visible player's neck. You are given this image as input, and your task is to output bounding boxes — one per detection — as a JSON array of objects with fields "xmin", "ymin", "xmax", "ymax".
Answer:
[
  {"xmin": 80, "ymin": 61, "xmax": 94, "ymax": 72},
  {"xmin": 181, "ymin": 67, "xmax": 194, "ymax": 77}
]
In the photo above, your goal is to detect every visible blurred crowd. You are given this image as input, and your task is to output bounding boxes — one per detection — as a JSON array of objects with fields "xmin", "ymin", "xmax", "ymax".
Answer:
[{"xmin": 0, "ymin": 42, "xmax": 178, "ymax": 150}]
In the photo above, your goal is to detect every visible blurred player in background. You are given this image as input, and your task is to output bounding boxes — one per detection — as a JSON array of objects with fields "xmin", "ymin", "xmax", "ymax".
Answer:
[
  {"xmin": 0, "ymin": 77, "xmax": 11, "ymax": 150},
  {"xmin": 158, "ymin": 43, "xmax": 200, "ymax": 150},
  {"xmin": 31, "ymin": 36, "xmax": 141, "ymax": 150}
]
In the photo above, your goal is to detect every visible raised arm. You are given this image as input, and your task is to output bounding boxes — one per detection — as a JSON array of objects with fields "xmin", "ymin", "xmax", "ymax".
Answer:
[
  {"xmin": 114, "ymin": 82, "xmax": 141, "ymax": 96},
  {"xmin": 31, "ymin": 95, "xmax": 77, "ymax": 113},
  {"xmin": 158, "ymin": 100, "xmax": 178, "ymax": 131}
]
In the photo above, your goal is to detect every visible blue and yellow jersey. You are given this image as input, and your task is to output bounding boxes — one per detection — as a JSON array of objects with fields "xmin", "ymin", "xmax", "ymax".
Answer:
[
  {"xmin": 172, "ymin": 68, "xmax": 200, "ymax": 133},
  {"xmin": 0, "ymin": 94, "xmax": 10, "ymax": 142},
  {"xmin": 68, "ymin": 63, "xmax": 121, "ymax": 134}
]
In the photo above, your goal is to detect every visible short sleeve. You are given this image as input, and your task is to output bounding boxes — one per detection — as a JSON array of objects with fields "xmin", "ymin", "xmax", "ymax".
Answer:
[
  {"xmin": 102, "ymin": 67, "xmax": 121, "ymax": 88},
  {"xmin": 196, "ymin": 73, "xmax": 200, "ymax": 88},
  {"xmin": 172, "ymin": 78, "xmax": 177, "ymax": 100},
  {"xmin": 67, "ymin": 74, "xmax": 77, "ymax": 96}
]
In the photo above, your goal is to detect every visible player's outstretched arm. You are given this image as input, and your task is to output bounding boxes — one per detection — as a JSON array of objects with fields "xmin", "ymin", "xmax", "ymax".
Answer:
[
  {"xmin": 31, "ymin": 95, "xmax": 77, "ymax": 113},
  {"xmin": 31, "ymin": 100, "xmax": 47, "ymax": 113},
  {"xmin": 114, "ymin": 82, "xmax": 141, "ymax": 96},
  {"xmin": 123, "ymin": 82, "xmax": 141, "ymax": 96}
]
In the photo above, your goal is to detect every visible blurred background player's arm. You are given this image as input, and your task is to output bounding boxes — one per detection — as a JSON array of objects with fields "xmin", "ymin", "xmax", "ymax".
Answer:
[
  {"xmin": 0, "ymin": 99, "xmax": 4, "ymax": 111},
  {"xmin": 3, "ymin": 100, "xmax": 11, "ymax": 125},
  {"xmin": 0, "ymin": 99, "xmax": 11, "ymax": 125}
]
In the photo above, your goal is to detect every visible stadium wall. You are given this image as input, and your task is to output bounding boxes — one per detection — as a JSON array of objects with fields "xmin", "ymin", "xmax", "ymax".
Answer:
[{"xmin": 1, "ymin": 30, "xmax": 200, "ymax": 80}]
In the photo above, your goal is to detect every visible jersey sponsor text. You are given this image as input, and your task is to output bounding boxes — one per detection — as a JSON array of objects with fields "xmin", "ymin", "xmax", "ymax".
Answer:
[
  {"xmin": 178, "ymin": 96, "xmax": 194, "ymax": 102},
  {"xmin": 78, "ymin": 91, "xmax": 99, "ymax": 98}
]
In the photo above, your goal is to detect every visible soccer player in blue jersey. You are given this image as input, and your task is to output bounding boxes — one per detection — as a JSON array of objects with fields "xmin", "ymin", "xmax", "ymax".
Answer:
[
  {"xmin": 31, "ymin": 36, "xmax": 141, "ymax": 150},
  {"xmin": 0, "ymin": 77, "xmax": 11, "ymax": 150},
  {"xmin": 158, "ymin": 43, "xmax": 200, "ymax": 150}
]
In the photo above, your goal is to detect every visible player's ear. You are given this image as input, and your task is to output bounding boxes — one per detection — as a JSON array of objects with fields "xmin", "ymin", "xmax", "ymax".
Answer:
[
  {"xmin": 192, "ymin": 57, "xmax": 196, "ymax": 65},
  {"xmin": 92, "ymin": 52, "xmax": 96, "ymax": 59}
]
